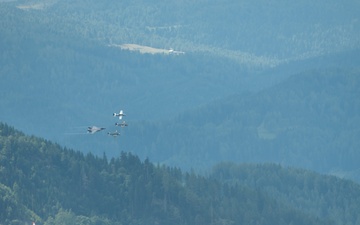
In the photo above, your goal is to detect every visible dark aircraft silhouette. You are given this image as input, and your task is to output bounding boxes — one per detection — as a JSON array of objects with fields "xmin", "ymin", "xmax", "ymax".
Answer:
[
  {"xmin": 107, "ymin": 130, "xmax": 120, "ymax": 137},
  {"xmin": 115, "ymin": 121, "xmax": 128, "ymax": 127}
]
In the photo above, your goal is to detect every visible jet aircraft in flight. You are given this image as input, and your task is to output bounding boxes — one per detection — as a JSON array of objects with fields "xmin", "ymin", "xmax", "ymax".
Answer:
[
  {"xmin": 87, "ymin": 126, "xmax": 106, "ymax": 134},
  {"xmin": 115, "ymin": 121, "xmax": 128, "ymax": 127},
  {"xmin": 113, "ymin": 110, "xmax": 126, "ymax": 119},
  {"xmin": 107, "ymin": 130, "xmax": 120, "ymax": 137}
]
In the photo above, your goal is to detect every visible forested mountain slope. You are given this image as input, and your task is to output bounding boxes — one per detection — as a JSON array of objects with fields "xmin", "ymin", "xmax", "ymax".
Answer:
[
  {"xmin": 0, "ymin": 123, "xmax": 339, "ymax": 225},
  {"xmin": 0, "ymin": 183, "xmax": 41, "ymax": 224},
  {"xmin": 3, "ymin": 0, "xmax": 360, "ymax": 62},
  {"xmin": 1, "ymin": 1, "xmax": 295, "ymax": 143},
  {"xmin": 1, "ymin": 0, "xmax": 360, "ymax": 187},
  {"xmin": 121, "ymin": 68, "xmax": 360, "ymax": 182},
  {"xmin": 212, "ymin": 162, "xmax": 360, "ymax": 225}
]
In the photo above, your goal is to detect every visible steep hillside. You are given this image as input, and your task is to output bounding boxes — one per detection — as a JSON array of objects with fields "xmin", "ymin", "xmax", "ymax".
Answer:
[
  {"xmin": 212, "ymin": 162, "xmax": 360, "ymax": 225},
  {"xmin": 0, "ymin": 123, "xmax": 335, "ymax": 225},
  {"xmin": 119, "ymin": 68, "xmax": 360, "ymax": 182}
]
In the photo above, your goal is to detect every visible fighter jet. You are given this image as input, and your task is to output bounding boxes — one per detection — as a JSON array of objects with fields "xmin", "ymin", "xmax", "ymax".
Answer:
[
  {"xmin": 115, "ymin": 121, "xmax": 128, "ymax": 127},
  {"xmin": 87, "ymin": 126, "xmax": 106, "ymax": 134},
  {"xmin": 113, "ymin": 110, "xmax": 126, "ymax": 119},
  {"xmin": 107, "ymin": 130, "xmax": 120, "ymax": 137}
]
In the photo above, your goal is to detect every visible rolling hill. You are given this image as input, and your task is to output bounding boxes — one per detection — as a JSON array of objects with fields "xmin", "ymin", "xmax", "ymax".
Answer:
[{"xmin": 118, "ymin": 68, "xmax": 360, "ymax": 182}]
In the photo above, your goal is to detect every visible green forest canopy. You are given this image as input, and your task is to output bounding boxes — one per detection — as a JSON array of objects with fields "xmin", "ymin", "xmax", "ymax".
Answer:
[{"xmin": 1, "ymin": 122, "xmax": 360, "ymax": 225}]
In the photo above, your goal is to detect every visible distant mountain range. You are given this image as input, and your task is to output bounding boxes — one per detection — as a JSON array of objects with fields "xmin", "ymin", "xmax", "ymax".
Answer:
[
  {"xmin": 1, "ymin": 0, "xmax": 360, "ymax": 183},
  {"xmin": 2, "ymin": 0, "xmax": 360, "ymax": 65},
  {"xmin": 119, "ymin": 68, "xmax": 360, "ymax": 181}
]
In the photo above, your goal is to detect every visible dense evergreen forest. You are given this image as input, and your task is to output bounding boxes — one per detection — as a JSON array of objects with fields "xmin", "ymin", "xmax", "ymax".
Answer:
[
  {"xmin": 2, "ymin": 0, "xmax": 359, "ymax": 60},
  {"xmin": 212, "ymin": 162, "xmax": 360, "ymax": 225},
  {"xmin": 0, "ymin": 124, "xmax": 342, "ymax": 224},
  {"xmin": 3, "ymin": 122, "xmax": 360, "ymax": 225}
]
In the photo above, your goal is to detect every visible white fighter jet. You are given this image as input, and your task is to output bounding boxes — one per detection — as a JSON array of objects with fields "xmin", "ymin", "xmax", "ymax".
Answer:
[
  {"xmin": 87, "ymin": 126, "xmax": 106, "ymax": 134},
  {"xmin": 113, "ymin": 110, "xmax": 126, "ymax": 119}
]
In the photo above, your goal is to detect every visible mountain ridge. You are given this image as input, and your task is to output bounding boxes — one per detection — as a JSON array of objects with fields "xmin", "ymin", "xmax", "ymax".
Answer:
[
  {"xmin": 116, "ymin": 68, "xmax": 360, "ymax": 182},
  {"xmin": 1, "ymin": 0, "xmax": 359, "ymax": 186},
  {"xmin": 1, "ymin": 122, "xmax": 346, "ymax": 225}
]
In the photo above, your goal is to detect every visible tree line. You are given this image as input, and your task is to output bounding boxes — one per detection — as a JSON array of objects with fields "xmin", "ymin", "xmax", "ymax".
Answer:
[{"xmin": 0, "ymin": 122, "xmax": 335, "ymax": 225}]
